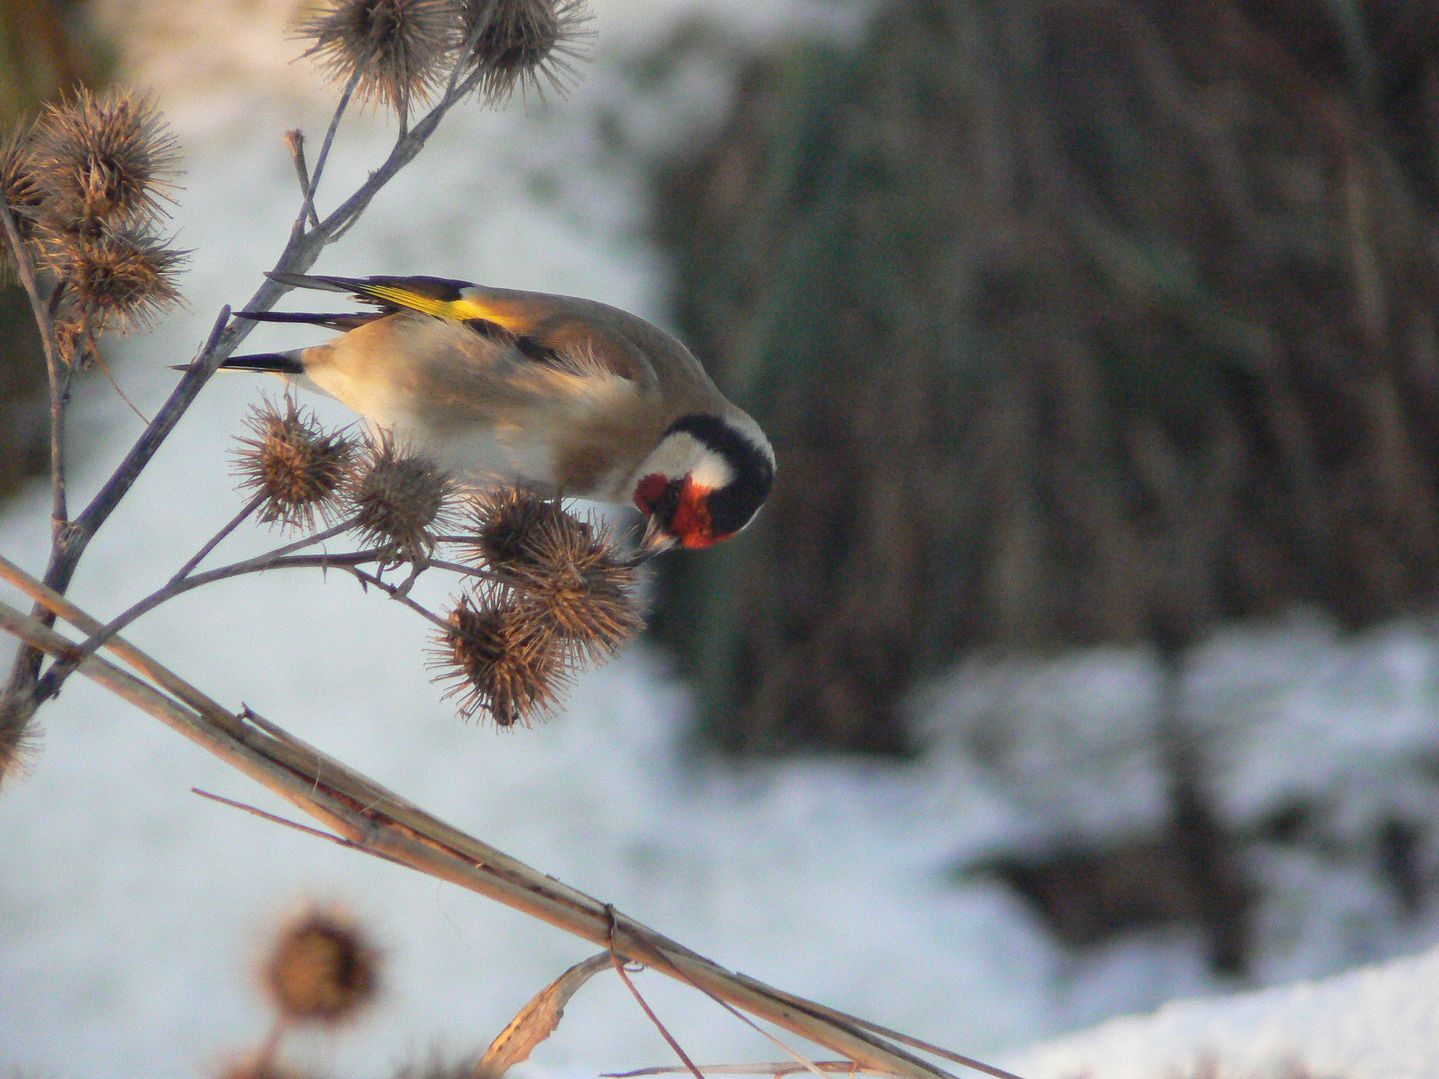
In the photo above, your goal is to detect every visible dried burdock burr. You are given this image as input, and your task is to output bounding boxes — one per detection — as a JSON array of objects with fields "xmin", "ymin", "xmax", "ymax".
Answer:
[
  {"xmin": 28, "ymin": 88, "xmax": 178, "ymax": 229},
  {"xmin": 42, "ymin": 223, "xmax": 187, "ymax": 336},
  {"xmin": 213, "ymin": 1057, "xmax": 313, "ymax": 1079},
  {"xmin": 455, "ymin": 0, "xmax": 593, "ymax": 104},
  {"xmin": 430, "ymin": 586, "xmax": 570, "ymax": 727},
  {"xmin": 233, "ymin": 397, "xmax": 355, "ymax": 531},
  {"xmin": 296, "ymin": 0, "xmax": 456, "ymax": 115},
  {"xmin": 262, "ymin": 906, "xmax": 379, "ymax": 1027},
  {"xmin": 347, "ymin": 430, "xmax": 456, "ymax": 560},
  {"xmin": 1, "ymin": 125, "xmax": 43, "ymax": 283},
  {"xmin": 466, "ymin": 487, "xmax": 643, "ymax": 663}
]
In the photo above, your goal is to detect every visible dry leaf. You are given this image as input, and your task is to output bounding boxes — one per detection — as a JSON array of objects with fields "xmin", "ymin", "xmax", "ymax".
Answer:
[{"xmin": 477, "ymin": 951, "xmax": 611, "ymax": 1078}]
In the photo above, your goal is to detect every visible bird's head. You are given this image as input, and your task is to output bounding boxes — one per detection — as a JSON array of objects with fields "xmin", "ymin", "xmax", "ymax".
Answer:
[{"xmin": 631, "ymin": 412, "xmax": 775, "ymax": 557}]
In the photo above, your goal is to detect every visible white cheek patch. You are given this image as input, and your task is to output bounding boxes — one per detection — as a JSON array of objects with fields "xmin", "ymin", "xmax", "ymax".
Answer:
[
  {"xmin": 690, "ymin": 447, "xmax": 735, "ymax": 491},
  {"xmin": 646, "ymin": 432, "xmax": 735, "ymax": 490}
]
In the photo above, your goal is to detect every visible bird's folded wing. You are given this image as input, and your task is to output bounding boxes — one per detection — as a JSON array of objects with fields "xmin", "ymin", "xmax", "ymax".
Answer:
[
  {"xmin": 266, "ymin": 272, "xmax": 654, "ymax": 387},
  {"xmin": 268, "ymin": 271, "xmax": 517, "ymax": 325}
]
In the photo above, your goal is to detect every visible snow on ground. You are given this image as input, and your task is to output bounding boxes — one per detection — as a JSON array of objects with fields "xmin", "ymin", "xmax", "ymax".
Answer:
[
  {"xmin": 1009, "ymin": 946, "xmax": 1439, "ymax": 1078},
  {"xmin": 3, "ymin": 2, "xmax": 1439, "ymax": 1077}
]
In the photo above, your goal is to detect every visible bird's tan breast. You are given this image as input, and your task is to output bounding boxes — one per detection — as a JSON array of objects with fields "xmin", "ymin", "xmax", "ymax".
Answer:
[{"xmin": 303, "ymin": 310, "xmax": 727, "ymax": 499}]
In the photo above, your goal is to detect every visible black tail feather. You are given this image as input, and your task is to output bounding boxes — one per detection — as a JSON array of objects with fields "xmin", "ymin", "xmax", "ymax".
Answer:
[
  {"xmin": 265, "ymin": 270, "xmax": 358, "ymax": 293},
  {"xmin": 220, "ymin": 352, "xmax": 305, "ymax": 375},
  {"xmin": 236, "ymin": 309, "xmax": 382, "ymax": 331}
]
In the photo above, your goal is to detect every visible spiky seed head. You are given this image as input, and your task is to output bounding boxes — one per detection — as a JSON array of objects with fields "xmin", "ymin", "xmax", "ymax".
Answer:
[
  {"xmin": 464, "ymin": 488, "xmax": 643, "ymax": 663},
  {"xmin": 0, "ymin": 691, "xmax": 43, "ymax": 789},
  {"xmin": 296, "ymin": 0, "xmax": 455, "ymax": 115},
  {"xmin": 430, "ymin": 587, "xmax": 570, "ymax": 727},
  {"xmin": 348, "ymin": 430, "xmax": 455, "ymax": 560},
  {"xmin": 462, "ymin": 485, "xmax": 576, "ymax": 567},
  {"xmin": 42, "ymin": 223, "xmax": 186, "ymax": 335},
  {"xmin": 29, "ymin": 88, "xmax": 178, "ymax": 229},
  {"xmin": 233, "ymin": 398, "xmax": 355, "ymax": 531},
  {"xmin": 388, "ymin": 1050, "xmax": 476, "ymax": 1079},
  {"xmin": 213, "ymin": 1057, "xmax": 313, "ymax": 1079},
  {"xmin": 1, "ymin": 125, "xmax": 43, "ymax": 283},
  {"xmin": 456, "ymin": 0, "xmax": 593, "ymax": 104},
  {"xmin": 262, "ymin": 906, "xmax": 379, "ymax": 1026}
]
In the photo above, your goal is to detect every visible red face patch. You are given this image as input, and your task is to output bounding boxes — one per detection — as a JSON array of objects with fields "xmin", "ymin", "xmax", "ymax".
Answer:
[
  {"xmin": 671, "ymin": 481, "xmax": 716, "ymax": 548},
  {"xmin": 634, "ymin": 473, "xmax": 668, "ymax": 515}
]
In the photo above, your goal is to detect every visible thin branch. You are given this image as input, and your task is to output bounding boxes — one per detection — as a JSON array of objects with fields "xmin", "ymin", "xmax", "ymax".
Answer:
[
  {"xmin": 88, "ymin": 345, "xmax": 153, "ymax": 425},
  {"xmin": 192, "ymin": 787, "xmax": 407, "ymax": 865},
  {"xmin": 607, "ymin": 913, "xmax": 707, "ymax": 1079},
  {"xmin": 345, "ymin": 565, "xmax": 454, "ymax": 634},
  {"xmin": 29, "ymin": 522, "xmax": 369, "ymax": 701},
  {"xmin": 76, "ymin": 304, "xmax": 234, "ymax": 542},
  {"xmin": 670, "ymin": 974, "xmax": 835, "ymax": 1079},
  {"xmin": 323, "ymin": 63, "xmax": 489, "ymax": 241},
  {"xmin": 284, "ymin": 130, "xmax": 322, "ymax": 231},
  {"xmin": 423, "ymin": 556, "xmax": 502, "ymax": 583},
  {"xmin": 308, "ymin": 63, "xmax": 368, "ymax": 204},
  {"xmin": 171, "ymin": 493, "xmax": 266, "ymax": 582}
]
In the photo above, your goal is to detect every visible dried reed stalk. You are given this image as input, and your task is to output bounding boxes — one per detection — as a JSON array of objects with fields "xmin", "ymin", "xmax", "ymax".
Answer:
[{"xmin": 0, "ymin": 554, "xmax": 1020, "ymax": 1079}]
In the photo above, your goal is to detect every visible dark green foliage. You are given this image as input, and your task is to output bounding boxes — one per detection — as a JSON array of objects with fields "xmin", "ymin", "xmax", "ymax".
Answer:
[{"xmin": 654, "ymin": 0, "xmax": 1439, "ymax": 753}]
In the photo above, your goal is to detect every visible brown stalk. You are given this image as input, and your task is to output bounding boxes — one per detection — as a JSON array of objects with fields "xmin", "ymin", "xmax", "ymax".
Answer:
[{"xmin": 0, "ymin": 562, "xmax": 1019, "ymax": 1079}]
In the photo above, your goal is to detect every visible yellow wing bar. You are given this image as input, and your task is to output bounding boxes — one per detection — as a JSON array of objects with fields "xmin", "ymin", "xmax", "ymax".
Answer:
[{"xmin": 357, "ymin": 282, "xmax": 527, "ymax": 333}]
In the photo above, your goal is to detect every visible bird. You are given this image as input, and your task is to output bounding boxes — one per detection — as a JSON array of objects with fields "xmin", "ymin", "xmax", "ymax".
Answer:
[{"xmin": 224, "ymin": 272, "xmax": 775, "ymax": 555}]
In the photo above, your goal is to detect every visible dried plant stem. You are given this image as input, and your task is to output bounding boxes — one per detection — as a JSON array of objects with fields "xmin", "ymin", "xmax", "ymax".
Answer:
[
  {"xmin": 344, "ymin": 565, "xmax": 455, "ymax": 634},
  {"xmin": 28, "ymin": 515, "xmax": 367, "ymax": 701},
  {"xmin": 607, "ymin": 943, "xmax": 708, "ymax": 1079},
  {"xmin": 172, "ymin": 492, "xmax": 267, "ymax": 582},
  {"xmin": 419, "ymin": 555, "xmax": 501, "ymax": 581},
  {"xmin": 0, "ymin": 572, "xmax": 1017, "ymax": 1079},
  {"xmin": 284, "ymin": 130, "xmax": 322, "ymax": 233},
  {"xmin": 307, "ymin": 63, "xmax": 368, "ymax": 205},
  {"xmin": 0, "ymin": 304, "xmax": 233, "ymax": 744},
  {"xmin": 192, "ymin": 787, "xmax": 408, "ymax": 864}
]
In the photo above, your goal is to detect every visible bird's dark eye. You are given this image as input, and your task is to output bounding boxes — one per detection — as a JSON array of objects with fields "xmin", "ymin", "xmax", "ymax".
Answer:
[
  {"xmin": 653, "ymin": 478, "xmax": 684, "ymax": 524},
  {"xmin": 634, "ymin": 473, "xmax": 666, "ymax": 515},
  {"xmin": 635, "ymin": 474, "xmax": 685, "ymax": 525}
]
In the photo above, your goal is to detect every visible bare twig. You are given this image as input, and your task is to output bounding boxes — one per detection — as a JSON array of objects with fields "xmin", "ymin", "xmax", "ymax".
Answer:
[
  {"xmin": 28, "ymin": 514, "xmax": 367, "ymax": 701},
  {"xmin": 345, "ymin": 565, "xmax": 454, "ymax": 634},
  {"xmin": 284, "ymin": 130, "xmax": 322, "ymax": 231},
  {"xmin": 607, "ymin": 938, "xmax": 707, "ymax": 1079},
  {"xmin": 171, "ymin": 493, "xmax": 267, "ymax": 582},
  {"xmin": 192, "ymin": 786, "xmax": 407, "ymax": 865},
  {"xmin": 308, "ymin": 63, "xmax": 368, "ymax": 206},
  {"xmin": 0, "ymin": 199, "xmax": 69, "ymax": 771}
]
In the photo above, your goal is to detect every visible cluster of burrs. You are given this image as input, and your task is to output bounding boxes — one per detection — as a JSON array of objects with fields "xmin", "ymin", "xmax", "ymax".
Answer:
[
  {"xmin": 297, "ymin": 0, "xmax": 594, "ymax": 113},
  {"xmin": 233, "ymin": 397, "xmax": 644, "ymax": 728},
  {"xmin": 1, "ymin": 88, "xmax": 185, "ymax": 362}
]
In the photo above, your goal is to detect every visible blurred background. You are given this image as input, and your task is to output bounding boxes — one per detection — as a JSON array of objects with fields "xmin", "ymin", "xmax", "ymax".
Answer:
[{"xmin": 6, "ymin": 0, "xmax": 1439, "ymax": 1076}]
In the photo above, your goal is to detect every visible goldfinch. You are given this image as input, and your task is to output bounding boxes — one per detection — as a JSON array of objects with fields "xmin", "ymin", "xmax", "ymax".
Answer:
[{"xmin": 225, "ymin": 272, "xmax": 774, "ymax": 553}]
